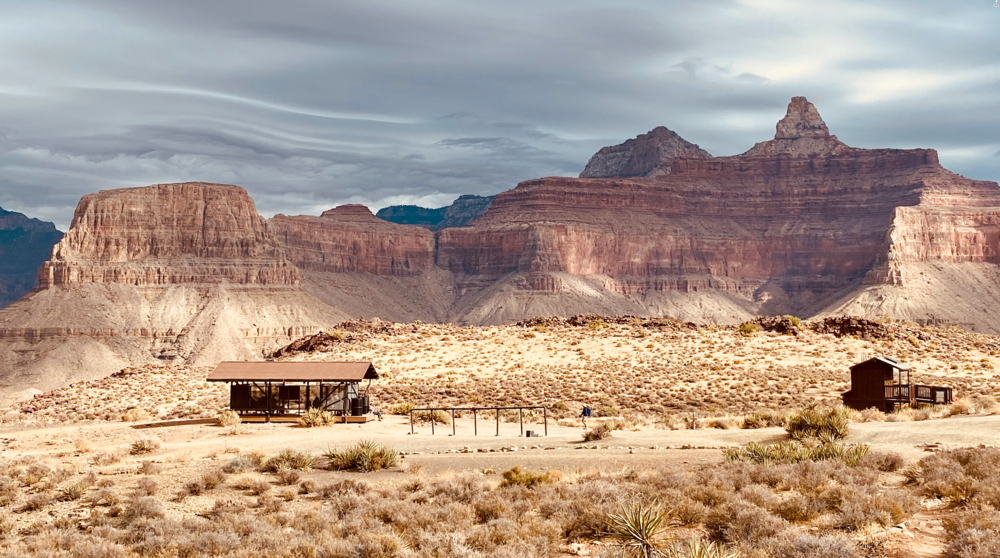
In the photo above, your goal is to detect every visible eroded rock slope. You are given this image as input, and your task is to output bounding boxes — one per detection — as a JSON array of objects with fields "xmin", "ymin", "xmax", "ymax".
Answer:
[{"xmin": 3, "ymin": 96, "xmax": 1000, "ymax": 402}]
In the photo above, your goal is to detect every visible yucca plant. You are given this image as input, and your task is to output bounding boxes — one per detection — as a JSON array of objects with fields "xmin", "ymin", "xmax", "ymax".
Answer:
[
  {"xmin": 786, "ymin": 404, "xmax": 851, "ymax": 441},
  {"xmin": 668, "ymin": 539, "xmax": 740, "ymax": 558},
  {"xmin": 263, "ymin": 449, "xmax": 315, "ymax": 472},
  {"xmin": 325, "ymin": 439, "xmax": 399, "ymax": 472},
  {"xmin": 609, "ymin": 501, "xmax": 671, "ymax": 557},
  {"xmin": 297, "ymin": 408, "xmax": 336, "ymax": 427}
]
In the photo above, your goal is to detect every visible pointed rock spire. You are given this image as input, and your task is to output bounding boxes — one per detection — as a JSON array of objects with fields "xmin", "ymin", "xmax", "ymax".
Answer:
[{"xmin": 774, "ymin": 96, "xmax": 830, "ymax": 140}]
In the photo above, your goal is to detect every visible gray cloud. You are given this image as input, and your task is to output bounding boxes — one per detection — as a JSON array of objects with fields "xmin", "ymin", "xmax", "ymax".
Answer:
[{"xmin": 0, "ymin": 0, "xmax": 997, "ymax": 230}]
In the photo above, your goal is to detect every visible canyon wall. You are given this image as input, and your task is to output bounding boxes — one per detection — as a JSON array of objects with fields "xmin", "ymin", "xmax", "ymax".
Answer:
[{"xmin": 4, "ymin": 96, "xmax": 1000, "ymax": 403}]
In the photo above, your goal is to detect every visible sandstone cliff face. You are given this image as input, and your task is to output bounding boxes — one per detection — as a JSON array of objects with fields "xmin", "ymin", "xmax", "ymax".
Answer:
[
  {"xmin": 271, "ymin": 204, "xmax": 435, "ymax": 275},
  {"xmin": 39, "ymin": 183, "xmax": 300, "ymax": 288},
  {"xmin": 0, "ymin": 183, "xmax": 341, "ymax": 405},
  {"xmin": 580, "ymin": 126, "xmax": 711, "ymax": 178},
  {"xmin": 0, "ymin": 208, "xmax": 62, "ymax": 309}
]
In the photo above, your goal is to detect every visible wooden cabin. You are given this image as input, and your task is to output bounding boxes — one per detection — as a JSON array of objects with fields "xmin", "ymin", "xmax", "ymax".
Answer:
[
  {"xmin": 842, "ymin": 356, "xmax": 952, "ymax": 412},
  {"xmin": 207, "ymin": 361, "xmax": 378, "ymax": 422}
]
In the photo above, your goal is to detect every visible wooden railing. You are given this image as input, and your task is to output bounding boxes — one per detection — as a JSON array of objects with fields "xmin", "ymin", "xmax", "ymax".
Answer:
[{"xmin": 885, "ymin": 384, "xmax": 952, "ymax": 405}]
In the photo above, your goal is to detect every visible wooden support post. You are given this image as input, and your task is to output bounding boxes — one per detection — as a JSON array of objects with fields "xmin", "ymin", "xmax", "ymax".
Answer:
[
  {"xmin": 451, "ymin": 409, "xmax": 456, "ymax": 436},
  {"xmin": 473, "ymin": 411, "xmax": 477, "ymax": 436},
  {"xmin": 496, "ymin": 408, "xmax": 500, "ymax": 436},
  {"xmin": 543, "ymin": 407, "xmax": 548, "ymax": 436},
  {"xmin": 519, "ymin": 408, "xmax": 523, "ymax": 437},
  {"xmin": 410, "ymin": 410, "xmax": 414, "ymax": 435},
  {"xmin": 431, "ymin": 411, "xmax": 435, "ymax": 435},
  {"xmin": 266, "ymin": 381, "xmax": 271, "ymax": 423}
]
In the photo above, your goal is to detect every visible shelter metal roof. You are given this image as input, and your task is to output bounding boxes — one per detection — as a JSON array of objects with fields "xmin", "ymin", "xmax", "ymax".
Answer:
[
  {"xmin": 207, "ymin": 361, "xmax": 378, "ymax": 382},
  {"xmin": 850, "ymin": 356, "xmax": 911, "ymax": 371}
]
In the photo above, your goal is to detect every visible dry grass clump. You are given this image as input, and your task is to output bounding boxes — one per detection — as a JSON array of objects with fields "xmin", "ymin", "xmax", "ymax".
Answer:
[
  {"xmin": 324, "ymin": 440, "xmax": 399, "ymax": 472},
  {"xmin": 499, "ymin": 466, "xmax": 555, "ymax": 489},
  {"xmin": 296, "ymin": 408, "xmax": 336, "ymax": 427},
  {"xmin": 583, "ymin": 422, "xmax": 615, "ymax": 441},
  {"xmin": 723, "ymin": 441, "xmax": 872, "ymax": 467},
  {"xmin": 741, "ymin": 409, "xmax": 788, "ymax": 429},
  {"xmin": 262, "ymin": 449, "xmax": 315, "ymax": 472},
  {"xmin": 214, "ymin": 410, "xmax": 241, "ymax": 427},
  {"xmin": 121, "ymin": 408, "xmax": 153, "ymax": 422},
  {"xmin": 129, "ymin": 437, "xmax": 161, "ymax": 455}
]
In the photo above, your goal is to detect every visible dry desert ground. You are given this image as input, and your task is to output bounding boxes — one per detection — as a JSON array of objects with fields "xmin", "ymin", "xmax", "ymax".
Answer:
[{"xmin": 2, "ymin": 317, "xmax": 1000, "ymax": 558}]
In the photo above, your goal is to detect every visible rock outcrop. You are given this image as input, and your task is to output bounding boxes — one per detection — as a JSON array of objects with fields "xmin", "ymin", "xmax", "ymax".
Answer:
[
  {"xmin": 0, "ymin": 183, "xmax": 343, "ymax": 405},
  {"xmin": 0, "ymin": 208, "xmax": 62, "ymax": 309},
  {"xmin": 580, "ymin": 126, "xmax": 711, "ymax": 178}
]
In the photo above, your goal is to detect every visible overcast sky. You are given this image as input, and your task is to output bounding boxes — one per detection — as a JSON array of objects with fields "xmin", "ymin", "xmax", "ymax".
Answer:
[{"xmin": 0, "ymin": 0, "xmax": 997, "ymax": 230}]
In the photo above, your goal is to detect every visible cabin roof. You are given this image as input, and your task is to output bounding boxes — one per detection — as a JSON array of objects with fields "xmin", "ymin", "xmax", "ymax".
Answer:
[
  {"xmin": 206, "ymin": 361, "xmax": 378, "ymax": 382},
  {"xmin": 850, "ymin": 356, "xmax": 911, "ymax": 371}
]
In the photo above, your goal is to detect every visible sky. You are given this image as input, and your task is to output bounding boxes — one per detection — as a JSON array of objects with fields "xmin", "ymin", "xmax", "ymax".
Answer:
[{"xmin": 0, "ymin": 0, "xmax": 997, "ymax": 231}]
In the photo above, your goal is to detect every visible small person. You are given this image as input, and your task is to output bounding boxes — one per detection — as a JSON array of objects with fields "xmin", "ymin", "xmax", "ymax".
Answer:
[
  {"xmin": 579, "ymin": 405, "xmax": 592, "ymax": 428},
  {"xmin": 373, "ymin": 407, "xmax": 383, "ymax": 421}
]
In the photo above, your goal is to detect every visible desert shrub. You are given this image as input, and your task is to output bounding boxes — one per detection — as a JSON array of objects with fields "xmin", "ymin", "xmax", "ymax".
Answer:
[
  {"xmin": 92, "ymin": 450, "xmax": 123, "ymax": 466},
  {"xmin": 58, "ymin": 475, "xmax": 95, "ymax": 501},
  {"xmin": 834, "ymin": 485, "xmax": 914, "ymax": 530},
  {"xmin": 277, "ymin": 469, "xmax": 301, "ymax": 486},
  {"xmin": 473, "ymin": 492, "xmax": 510, "ymax": 523},
  {"xmin": 214, "ymin": 410, "xmax": 241, "ymax": 427},
  {"xmin": 138, "ymin": 461, "xmax": 163, "ymax": 475},
  {"xmin": 223, "ymin": 455, "xmax": 255, "ymax": 474},
  {"xmin": 21, "ymin": 491, "xmax": 53, "ymax": 512},
  {"xmin": 944, "ymin": 510, "xmax": 1000, "ymax": 558},
  {"xmin": 121, "ymin": 496, "xmax": 164, "ymax": 523},
  {"xmin": 122, "ymin": 408, "xmax": 153, "ymax": 422},
  {"xmin": 969, "ymin": 394, "xmax": 999, "ymax": 414},
  {"xmin": 858, "ymin": 450, "xmax": 904, "ymax": 472},
  {"xmin": 263, "ymin": 449, "xmax": 315, "ymax": 472},
  {"xmin": 705, "ymin": 416, "xmax": 739, "ymax": 430},
  {"xmin": 318, "ymin": 479, "xmax": 370, "ymax": 498},
  {"xmin": 783, "ymin": 315, "xmax": 802, "ymax": 327},
  {"xmin": 325, "ymin": 440, "xmax": 399, "ymax": 472},
  {"xmin": 785, "ymin": 405, "xmax": 851, "ymax": 442},
  {"xmin": 706, "ymin": 500, "xmax": 787, "ymax": 544},
  {"xmin": 129, "ymin": 438, "xmax": 161, "ymax": 455},
  {"xmin": 0, "ymin": 477, "xmax": 20, "ymax": 506},
  {"xmin": 858, "ymin": 407, "xmax": 886, "ymax": 422},
  {"xmin": 597, "ymin": 405, "xmax": 619, "ymax": 417},
  {"xmin": 758, "ymin": 532, "xmax": 859, "ymax": 558},
  {"xmin": 412, "ymin": 409, "xmax": 450, "ymax": 425},
  {"xmin": 297, "ymin": 408, "xmax": 336, "ymax": 427},
  {"xmin": 738, "ymin": 322, "xmax": 760, "ymax": 336},
  {"xmin": 134, "ymin": 477, "xmax": 158, "ymax": 496},
  {"xmin": 236, "ymin": 475, "xmax": 272, "ymax": 496},
  {"xmin": 390, "ymin": 402, "xmax": 416, "ymax": 415},
  {"xmin": 583, "ymin": 422, "xmax": 614, "ymax": 442},
  {"xmin": 74, "ymin": 438, "xmax": 96, "ymax": 453},
  {"xmin": 499, "ymin": 466, "xmax": 554, "ymax": 489},
  {"xmin": 201, "ymin": 469, "xmax": 227, "ymax": 489},
  {"xmin": 741, "ymin": 409, "xmax": 787, "ymax": 429}
]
